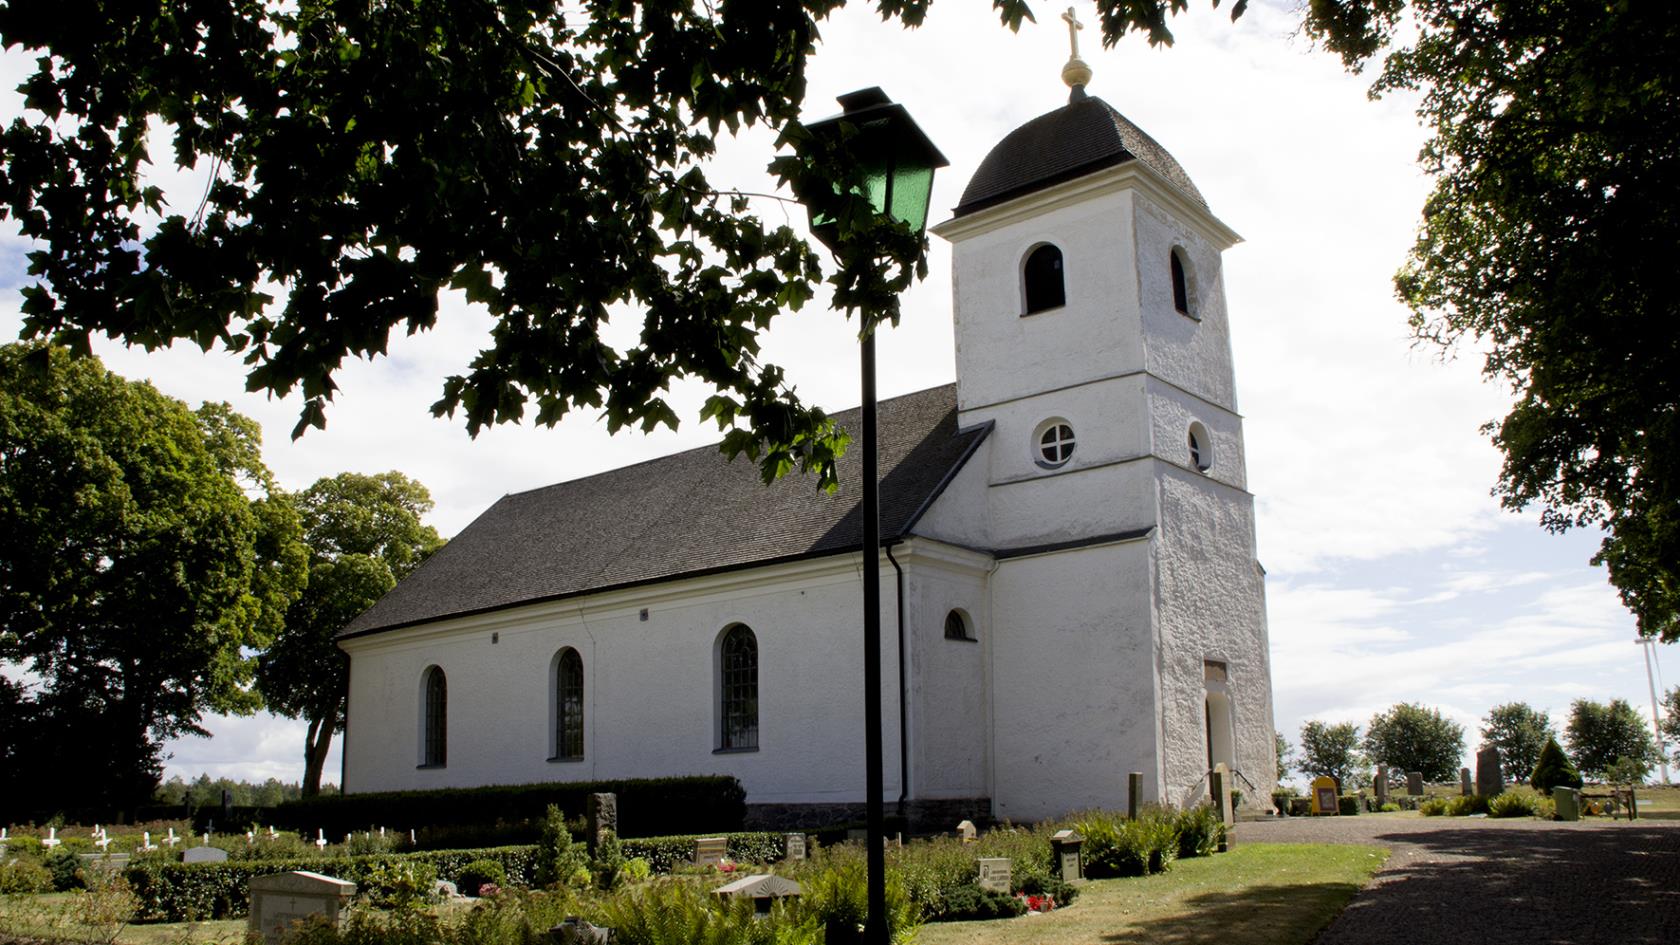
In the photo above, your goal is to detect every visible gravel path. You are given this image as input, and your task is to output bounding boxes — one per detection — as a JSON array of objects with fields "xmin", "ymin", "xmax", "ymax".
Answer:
[{"xmin": 1233, "ymin": 814, "xmax": 1680, "ymax": 945}]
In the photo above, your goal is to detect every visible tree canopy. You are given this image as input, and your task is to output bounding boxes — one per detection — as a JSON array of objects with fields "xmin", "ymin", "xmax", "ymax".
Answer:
[
  {"xmin": 1297, "ymin": 720, "xmax": 1366, "ymax": 790},
  {"xmin": 1565, "ymin": 698, "xmax": 1657, "ymax": 782},
  {"xmin": 256, "ymin": 471, "xmax": 444, "ymax": 795},
  {"xmin": 1363, "ymin": 702, "xmax": 1464, "ymax": 783},
  {"xmin": 1479, "ymin": 702, "xmax": 1557, "ymax": 784},
  {"xmin": 0, "ymin": 343, "xmax": 306, "ymax": 816}
]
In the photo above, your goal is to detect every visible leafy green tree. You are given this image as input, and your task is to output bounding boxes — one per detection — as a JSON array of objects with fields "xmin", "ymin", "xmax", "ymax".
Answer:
[
  {"xmin": 256, "ymin": 472, "xmax": 444, "ymax": 795},
  {"xmin": 1528, "ymin": 737, "xmax": 1583, "ymax": 794},
  {"xmin": 1274, "ymin": 730, "xmax": 1294, "ymax": 780},
  {"xmin": 1363, "ymin": 703, "xmax": 1464, "ymax": 783},
  {"xmin": 1297, "ymin": 720, "xmax": 1366, "ymax": 791},
  {"xmin": 0, "ymin": 343, "xmax": 307, "ymax": 816},
  {"xmin": 1565, "ymin": 699, "xmax": 1658, "ymax": 781},
  {"xmin": 1480, "ymin": 702, "xmax": 1557, "ymax": 784},
  {"xmin": 1661, "ymin": 687, "xmax": 1680, "ymax": 763}
]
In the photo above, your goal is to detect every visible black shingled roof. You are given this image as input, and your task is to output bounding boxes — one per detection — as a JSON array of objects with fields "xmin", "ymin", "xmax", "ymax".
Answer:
[
  {"xmin": 954, "ymin": 94, "xmax": 1206, "ymax": 217},
  {"xmin": 342, "ymin": 384, "xmax": 987, "ymax": 638}
]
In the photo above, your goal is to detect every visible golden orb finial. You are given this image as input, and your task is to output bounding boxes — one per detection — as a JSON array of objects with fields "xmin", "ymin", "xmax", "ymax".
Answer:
[{"xmin": 1061, "ymin": 7, "xmax": 1093, "ymax": 93}]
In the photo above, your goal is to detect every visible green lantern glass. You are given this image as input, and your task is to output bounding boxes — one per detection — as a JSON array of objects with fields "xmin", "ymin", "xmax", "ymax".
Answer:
[{"xmin": 804, "ymin": 88, "xmax": 948, "ymax": 249}]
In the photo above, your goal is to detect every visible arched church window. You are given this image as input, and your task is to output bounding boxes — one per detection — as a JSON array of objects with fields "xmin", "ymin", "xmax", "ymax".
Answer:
[
  {"xmin": 944, "ymin": 609, "xmax": 976, "ymax": 641},
  {"xmin": 421, "ymin": 666, "xmax": 447, "ymax": 768},
  {"xmin": 1170, "ymin": 247, "xmax": 1194, "ymax": 317},
  {"xmin": 1022, "ymin": 244, "xmax": 1066, "ymax": 315},
  {"xmin": 554, "ymin": 648, "xmax": 584, "ymax": 760},
  {"xmin": 719, "ymin": 624, "xmax": 759, "ymax": 751},
  {"xmin": 1188, "ymin": 422, "xmax": 1213, "ymax": 473},
  {"xmin": 1034, "ymin": 419, "xmax": 1076, "ymax": 469}
]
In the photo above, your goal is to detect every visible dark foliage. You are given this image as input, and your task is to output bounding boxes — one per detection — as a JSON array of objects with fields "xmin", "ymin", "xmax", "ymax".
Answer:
[{"xmin": 1529, "ymin": 737, "xmax": 1584, "ymax": 794}]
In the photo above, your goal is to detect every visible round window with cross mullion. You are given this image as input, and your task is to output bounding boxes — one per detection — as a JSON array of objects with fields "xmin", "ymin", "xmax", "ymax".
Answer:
[{"xmin": 1034, "ymin": 419, "xmax": 1076, "ymax": 469}]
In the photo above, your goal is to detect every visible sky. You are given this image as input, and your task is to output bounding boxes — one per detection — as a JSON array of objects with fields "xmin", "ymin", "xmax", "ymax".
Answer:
[{"xmin": 2, "ymin": 0, "xmax": 1674, "ymax": 789}]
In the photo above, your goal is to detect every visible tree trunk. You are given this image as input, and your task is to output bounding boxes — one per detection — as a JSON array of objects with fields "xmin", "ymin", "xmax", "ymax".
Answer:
[{"xmin": 301, "ymin": 698, "xmax": 342, "ymax": 797}]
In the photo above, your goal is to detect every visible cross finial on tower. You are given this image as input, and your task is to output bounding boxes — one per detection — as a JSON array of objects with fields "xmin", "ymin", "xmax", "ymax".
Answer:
[{"xmin": 1060, "ymin": 5, "xmax": 1093, "ymax": 97}]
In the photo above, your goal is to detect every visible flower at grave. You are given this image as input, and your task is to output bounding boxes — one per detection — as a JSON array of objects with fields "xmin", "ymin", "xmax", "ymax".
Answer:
[
  {"xmin": 718, "ymin": 857, "xmax": 738, "ymax": 873},
  {"xmin": 478, "ymin": 883, "xmax": 502, "ymax": 898}
]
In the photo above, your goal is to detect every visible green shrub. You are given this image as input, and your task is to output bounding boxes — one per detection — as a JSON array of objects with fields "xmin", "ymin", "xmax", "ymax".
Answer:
[
  {"xmin": 616, "ymin": 833, "xmax": 785, "ymax": 874},
  {"xmin": 0, "ymin": 858, "xmax": 54, "ymax": 893},
  {"xmin": 270, "ymin": 776, "xmax": 746, "ymax": 845},
  {"xmin": 1419, "ymin": 797, "xmax": 1448, "ymax": 816},
  {"xmin": 596, "ymin": 880, "xmax": 818, "ymax": 945},
  {"xmin": 124, "ymin": 845, "xmax": 538, "ymax": 921},
  {"xmin": 1015, "ymin": 872, "xmax": 1077, "ymax": 908},
  {"xmin": 534, "ymin": 805, "xmax": 588, "ymax": 888},
  {"xmin": 360, "ymin": 860, "xmax": 438, "ymax": 911},
  {"xmin": 1530, "ymin": 737, "xmax": 1584, "ymax": 794},
  {"xmin": 455, "ymin": 859, "xmax": 508, "ymax": 897},
  {"xmin": 1337, "ymin": 795, "xmax": 1361, "ymax": 816},
  {"xmin": 1379, "ymin": 802, "xmax": 1401, "ymax": 812},
  {"xmin": 592, "ymin": 830, "xmax": 626, "ymax": 890},
  {"xmin": 1074, "ymin": 808, "xmax": 1179, "ymax": 878},
  {"xmin": 798, "ymin": 857, "xmax": 916, "ymax": 944},
  {"xmin": 1488, "ymin": 787, "xmax": 1543, "ymax": 818},
  {"xmin": 45, "ymin": 848, "xmax": 83, "ymax": 891},
  {"xmin": 1446, "ymin": 794, "xmax": 1490, "ymax": 816},
  {"xmin": 1173, "ymin": 805, "xmax": 1224, "ymax": 858},
  {"xmin": 937, "ymin": 887, "xmax": 1025, "ymax": 921}
]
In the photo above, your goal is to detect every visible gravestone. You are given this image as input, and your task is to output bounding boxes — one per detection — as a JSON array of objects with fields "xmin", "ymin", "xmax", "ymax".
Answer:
[
  {"xmin": 1128, "ymin": 772, "xmax": 1143, "ymax": 820},
  {"xmin": 586, "ymin": 793, "xmax": 617, "ymax": 856},
  {"xmin": 693, "ymin": 836, "xmax": 728, "ymax": 869},
  {"xmin": 1211, "ymin": 763, "xmax": 1234, "ymax": 826},
  {"xmin": 1476, "ymin": 747, "xmax": 1505, "ymax": 797},
  {"xmin": 713, "ymin": 874, "xmax": 802, "ymax": 916},
  {"xmin": 784, "ymin": 833, "xmax": 807, "ymax": 861},
  {"xmin": 955, "ymin": 820, "xmax": 977, "ymax": 843},
  {"xmin": 1310, "ymin": 776, "xmax": 1339, "ymax": 815},
  {"xmin": 183, "ymin": 845, "xmax": 229, "ymax": 864},
  {"xmin": 1406, "ymin": 771, "xmax": 1424, "ymax": 796},
  {"xmin": 1460, "ymin": 767, "xmax": 1473, "ymax": 796},
  {"xmin": 551, "ymin": 917, "xmax": 611, "ymax": 945},
  {"xmin": 976, "ymin": 858, "xmax": 1012, "ymax": 894},
  {"xmin": 1553, "ymin": 786, "xmax": 1580, "ymax": 822},
  {"xmin": 1374, "ymin": 766, "xmax": 1389, "ymax": 805},
  {"xmin": 248, "ymin": 871, "xmax": 356, "ymax": 945},
  {"xmin": 1050, "ymin": 829, "xmax": 1083, "ymax": 881},
  {"xmin": 222, "ymin": 788, "xmax": 233, "ymax": 825}
]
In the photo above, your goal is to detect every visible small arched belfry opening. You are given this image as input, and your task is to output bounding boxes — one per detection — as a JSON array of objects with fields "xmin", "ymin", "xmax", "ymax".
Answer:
[
  {"xmin": 1170, "ymin": 246, "xmax": 1194, "ymax": 317},
  {"xmin": 1022, "ymin": 244, "xmax": 1066, "ymax": 314},
  {"xmin": 717, "ymin": 624, "xmax": 759, "ymax": 751},
  {"xmin": 419, "ymin": 665, "xmax": 447, "ymax": 768},
  {"xmin": 944, "ymin": 609, "xmax": 976, "ymax": 641}
]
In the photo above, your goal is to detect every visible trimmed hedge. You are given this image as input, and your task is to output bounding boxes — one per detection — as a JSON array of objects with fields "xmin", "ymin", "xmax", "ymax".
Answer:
[
  {"xmin": 268, "ymin": 776, "xmax": 744, "ymax": 844},
  {"xmin": 618, "ymin": 832, "xmax": 785, "ymax": 872},
  {"xmin": 124, "ymin": 846, "xmax": 537, "ymax": 922}
]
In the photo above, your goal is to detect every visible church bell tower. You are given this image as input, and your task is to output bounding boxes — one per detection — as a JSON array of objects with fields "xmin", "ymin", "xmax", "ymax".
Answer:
[{"xmin": 926, "ymin": 12, "xmax": 1276, "ymax": 814}]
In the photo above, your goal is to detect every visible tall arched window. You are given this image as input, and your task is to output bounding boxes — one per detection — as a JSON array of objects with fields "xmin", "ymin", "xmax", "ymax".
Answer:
[
  {"xmin": 555, "ymin": 648, "xmax": 584, "ymax": 760},
  {"xmin": 1022, "ymin": 244, "xmax": 1066, "ymax": 314},
  {"xmin": 1170, "ymin": 248, "xmax": 1193, "ymax": 316},
  {"xmin": 719, "ymin": 625, "xmax": 759, "ymax": 751},
  {"xmin": 421, "ymin": 666, "xmax": 447, "ymax": 767}
]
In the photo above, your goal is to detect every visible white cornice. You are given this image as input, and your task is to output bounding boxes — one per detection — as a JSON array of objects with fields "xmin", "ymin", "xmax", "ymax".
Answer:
[{"xmin": 930, "ymin": 162, "xmax": 1242, "ymax": 250}]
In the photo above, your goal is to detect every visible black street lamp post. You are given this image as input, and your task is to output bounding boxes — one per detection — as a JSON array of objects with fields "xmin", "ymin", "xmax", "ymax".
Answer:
[{"xmin": 804, "ymin": 88, "xmax": 946, "ymax": 945}]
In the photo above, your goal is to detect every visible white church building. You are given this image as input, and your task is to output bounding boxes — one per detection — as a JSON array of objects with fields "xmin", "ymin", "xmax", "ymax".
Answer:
[{"xmin": 339, "ymin": 65, "xmax": 1277, "ymax": 828}]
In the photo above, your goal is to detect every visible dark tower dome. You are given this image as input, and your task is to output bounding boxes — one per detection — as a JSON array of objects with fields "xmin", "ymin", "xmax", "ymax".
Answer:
[{"xmin": 953, "ymin": 95, "xmax": 1206, "ymax": 217}]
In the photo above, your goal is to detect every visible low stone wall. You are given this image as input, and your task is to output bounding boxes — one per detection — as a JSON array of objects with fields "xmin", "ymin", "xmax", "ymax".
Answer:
[{"xmin": 744, "ymin": 797, "xmax": 991, "ymax": 834}]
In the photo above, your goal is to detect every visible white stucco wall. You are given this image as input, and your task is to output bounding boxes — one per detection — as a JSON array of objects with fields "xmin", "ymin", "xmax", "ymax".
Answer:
[
  {"xmin": 1133, "ymin": 193, "xmax": 1239, "ymax": 411},
  {"xmin": 987, "ymin": 539, "xmax": 1158, "ymax": 821},
  {"xmin": 341, "ymin": 554, "xmax": 905, "ymax": 805},
  {"xmin": 895, "ymin": 540, "xmax": 993, "ymax": 801}
]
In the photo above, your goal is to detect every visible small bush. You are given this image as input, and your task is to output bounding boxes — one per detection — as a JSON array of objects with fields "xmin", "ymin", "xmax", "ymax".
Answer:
[
  {"xmin": 1419, "ymin": 797, "xmax": 1448, "ymax": 816},
  {"xmin": 534, "ymin": 805, "xmax": 588, "ymax": 888},
  {"xmin": 1173, "ymin": 805, "xmax": 1223, "ymax": 858},
  {"xmin": 455, "ymin": 859, "xmax": 508, "ymax": 897},
  {"xmin": 1446, "ymin": 794, "xmax": 1490, "ymax": 816},
  {"xmin": 1015, "ymin": 873, "xmax": 1077, "ymax": 908},
  {"xmin": 799, "ymin": 857, "xmax": 916, "ymax": 943},
  {"xmin": 1337, "ymin": 795, "xmax": 1361, "ymax": 816},
  {"xmin": 1488, "ymin": 787, "xmax": 1543, "ymax": 818},
  {"xmin": 1530, "ymin": 737, "xmax": 1584, "ymax": 794},
  {"xmin": 592, "ymin": 830, "xmax": 626, "ymax": 890},
  {"xmin": 45, "ymin": 848, "xmax": 83, "ymax": 891},
  {"xmin": 360, "ymin": 860, "xmax": 438, "ymax": 911},
  {"xmin": 1379, "ymin": 802, "xmax": 1401, "ymax": 812},
  {"xmin": 1075, "ymin": 808, "xmax": 1178, "ymax": 878},
  {"xmin": 0, "ymin": 858, "xmax": 54, "ymax": 893},
  {"xmin": 938, "ymin": 887, "xmax": 1025, "ymax": 921}
]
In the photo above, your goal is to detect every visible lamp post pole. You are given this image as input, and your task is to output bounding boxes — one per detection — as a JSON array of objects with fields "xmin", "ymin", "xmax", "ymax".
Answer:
[
  {"xmin": 799, "ymin": 88, "xmax": 946, "ymax": 945},
  {"xmin": 860, "ymin": 326, "xmax": 887, "ymax": 945}
]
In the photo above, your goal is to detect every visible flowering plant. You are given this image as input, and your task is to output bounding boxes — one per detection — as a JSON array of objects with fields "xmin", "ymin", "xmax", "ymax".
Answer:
[
  {"xmin": 718, "ymin": 857, "xmax": 739, "ymax": 873},
  {"xmin": 1020, "ymin": 894, "xmax": 1056, "ymax": 913}
]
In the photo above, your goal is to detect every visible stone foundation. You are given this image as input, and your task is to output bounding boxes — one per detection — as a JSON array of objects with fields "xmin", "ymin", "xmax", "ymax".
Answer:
[{"xmin": 744, "ymin": 797, "xmax": 992, "ymax": 834}]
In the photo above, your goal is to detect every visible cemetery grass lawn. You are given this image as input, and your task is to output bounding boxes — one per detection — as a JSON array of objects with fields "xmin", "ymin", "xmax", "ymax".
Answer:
[
  {"xmin": 0, "ymin": 892, "xmax": 247, "ymax": 945},
  {"xmin": 915, "ymin": 843, "xmax": 1388, "ymax": 945}
]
